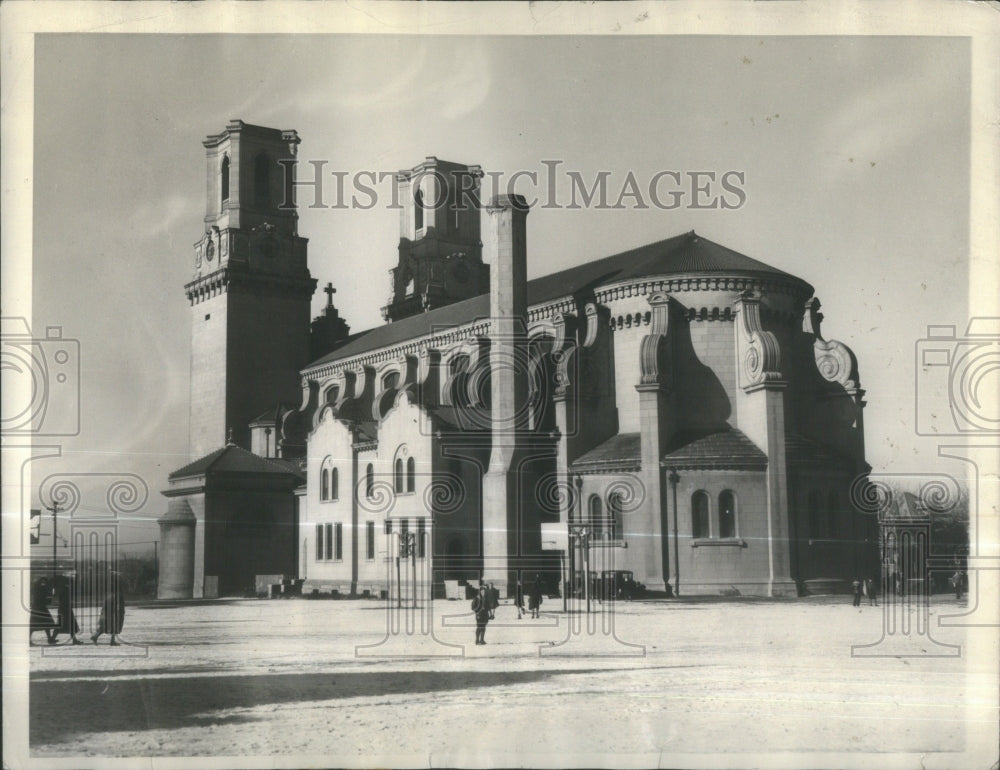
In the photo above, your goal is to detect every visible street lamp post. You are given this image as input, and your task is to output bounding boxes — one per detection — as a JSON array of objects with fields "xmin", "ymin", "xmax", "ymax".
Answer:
[
  {"xmin": 44, "ymin": 501, "xmax": 59, "ymax": 578},
  {"xmin": 399, "ymin": 532, "xmax": 417, "ymax": 609},
  {"xmin": 668, "ymin": 470, "xmax": 680, "ymax": 597},
  {"xmin": 571, "ymin": 475, "xmax": 583, "ymax": 605}
]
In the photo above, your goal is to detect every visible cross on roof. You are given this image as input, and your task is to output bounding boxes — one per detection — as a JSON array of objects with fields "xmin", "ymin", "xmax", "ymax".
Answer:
[{"xmin": 323, "ymin": 282, "xmax": 337, "ymax": 307}]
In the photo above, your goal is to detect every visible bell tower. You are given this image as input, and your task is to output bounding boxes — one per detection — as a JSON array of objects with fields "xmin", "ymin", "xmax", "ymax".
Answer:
[
  {"xmin": 186, "ymin": 120, "xmax": 317, "ymax": 458},
  {"xmin": 382, "ymin": 157, "xmax": 489, "ymax": 322}
]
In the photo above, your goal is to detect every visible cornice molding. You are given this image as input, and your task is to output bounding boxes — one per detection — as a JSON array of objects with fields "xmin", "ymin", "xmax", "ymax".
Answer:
[{"xmin": 185, "ymin": 267, "xmax": 316, "ymax": 305}]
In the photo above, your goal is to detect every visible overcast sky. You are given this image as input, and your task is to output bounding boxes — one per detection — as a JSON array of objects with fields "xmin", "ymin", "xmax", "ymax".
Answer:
[{"xmin": 27, "ymin": 33, "xmax": 972, "ymax": 549}]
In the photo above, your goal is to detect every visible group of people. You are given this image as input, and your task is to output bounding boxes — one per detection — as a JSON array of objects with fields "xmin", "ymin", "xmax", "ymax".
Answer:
[
  {"xmin": 471, "ymin": 575, "xmax": 544, "ymax": 645},
  {"xmin": 29, "ymin": 574, "xmax": 126, "ymax": 646},
  {"xmin": 851, "ymin": 577, "xmax": 879, "ymax": 607}
]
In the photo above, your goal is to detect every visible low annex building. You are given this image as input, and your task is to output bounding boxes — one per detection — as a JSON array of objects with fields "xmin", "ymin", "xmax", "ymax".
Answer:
[{"xmin": 160, "ymin": 121, "xmax": 873, "ymax": 600}]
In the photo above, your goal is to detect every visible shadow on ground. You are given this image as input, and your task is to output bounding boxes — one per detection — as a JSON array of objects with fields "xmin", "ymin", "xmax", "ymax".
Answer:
[{"xmin": 31, "ymin": 668, "xmax": 597, "ymax": 746}]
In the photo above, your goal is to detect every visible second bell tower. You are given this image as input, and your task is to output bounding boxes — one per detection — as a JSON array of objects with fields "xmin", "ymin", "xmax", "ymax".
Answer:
[{"xmin": 186, "ymin": 120, "xmax": 317, "ymax": 458}]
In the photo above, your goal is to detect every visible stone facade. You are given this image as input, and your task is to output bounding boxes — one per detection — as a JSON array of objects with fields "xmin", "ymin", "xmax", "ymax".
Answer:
[{"xmin": 165, "ymin": 121, "xmax": 872, "ymax": 599}]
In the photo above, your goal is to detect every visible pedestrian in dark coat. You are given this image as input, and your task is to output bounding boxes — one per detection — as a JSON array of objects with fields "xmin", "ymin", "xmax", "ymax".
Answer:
[
  {"xmin": 865, "ymin": 577, "xmax": 878, "ymax": 607},
  {"xmin": 852, "ymin": 578, "xmax": 862, "ymax": 607},
  {"xmin": 488, "ymin": 582, "xmax": 499, "ymax": 619},
  {"xmin": 471, "ymin": 583, "xmax": 490, "ymax": 645},
  {"xmin": 514, "ymin": 579, "xmax": 525, "ymax": 619},
  {"xmin": 54, "ymin": 574, "xmax": 82, "ymax": 644},
  {"xmin": 529, "ymin": 574, "xmax": 543, "ymax": 619},
  {"xmin": 30, "ymin": 577, "xmax": 57, "ymax": 645},
  {"xmin": 91, "ymin": 577, "xmax": 125, "ymax": 645}
]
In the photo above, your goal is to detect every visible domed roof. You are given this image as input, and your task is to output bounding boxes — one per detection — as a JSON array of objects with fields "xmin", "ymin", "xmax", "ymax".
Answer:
[{"xmin": 308, "ymin": 230, "xmax": 810, "ymax": 368}]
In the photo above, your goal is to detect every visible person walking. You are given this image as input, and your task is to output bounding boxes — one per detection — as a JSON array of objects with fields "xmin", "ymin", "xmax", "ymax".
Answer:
[
  {"xmin": 91, "ymin": 575, "xmax": 126, "ymax": 646},
  {"xmin": 30, "ymin": 576, "xmax": 57, "ymax": 645},
  {"xmin": 865, "ymin": 577, "xmax": 878, "ymax": 607},
  {"xmin": 529, "ymin": 573, "xmax": 543, "ymax": 619},
  {"xmin": 488, "ymin": 582, "xmax": 499, "ymax": 620},
  {"xmin": 514, "ymin": 579, "xmax": 525, "ymax": 619},
  {"xmin": 471, "ymin": 582, "xmax": 490, "ymax": 645},
  {"xmin": 852, "ymin": 577, "xmax": 862, "ymax": 607},
  {"xmin": 54, "ymin": 574, "xmax": 82, "ymax": 645},
  {"xmin": 952, "ymin": 570, "xmax": 965, "ymax": 601}
]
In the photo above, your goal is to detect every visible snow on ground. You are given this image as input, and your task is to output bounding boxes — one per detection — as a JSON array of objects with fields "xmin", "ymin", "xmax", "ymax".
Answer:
[{"xmin": 19, "ymin": 594, "xmax": 997, "ymax": 767}]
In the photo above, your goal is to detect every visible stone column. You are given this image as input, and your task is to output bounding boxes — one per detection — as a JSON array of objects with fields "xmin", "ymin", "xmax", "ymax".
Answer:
[
  {"xmin": 734, "ymin": 291, "xmax": 795, "ymax": 596},
  {"xmin": 633, "ymin": 292, "xmax": 675, "ymax": 594}
]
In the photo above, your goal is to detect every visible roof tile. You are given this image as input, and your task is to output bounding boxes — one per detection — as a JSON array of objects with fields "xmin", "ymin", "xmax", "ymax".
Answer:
[{"xmin": 307, "ymin": 231, "xmax": 810, "ymax": 368}]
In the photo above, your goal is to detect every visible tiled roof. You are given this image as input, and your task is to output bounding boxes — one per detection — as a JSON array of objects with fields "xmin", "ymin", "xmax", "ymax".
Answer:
[
  {"xmin": 428, "ymin": 405, "xmax": 492, "ymax": 432},
  {"xmin": 306, "ymin": 231, "xmax": 809, "ymax": 368},
  {"xmin": 353, "ymin": 421, "xmax": 379, "ymax": 444},
  {"xmin": 169, "ymin": 445, "xmax": 306, "ymax": 481},
  {"xmin": 158, "ymin": 497, "xmax": 195, "ymax": 523},
  {"xmin": 661, "ymin": 427, "xmax": 767, "ymax": 470},
  {"xmin": 784, "ymin": 433, "xmax": 855, "ymax": 469},
  {"xmin": 571, "ymin": 433, "xmax": 642, "ymax": 472},
  {"xmin": 249, "ymin": 403, "xmax": 289, "ymax": 425},
  {"xmin": 883, "ymin": 490, "xmax": 931, "ymax": 522}
]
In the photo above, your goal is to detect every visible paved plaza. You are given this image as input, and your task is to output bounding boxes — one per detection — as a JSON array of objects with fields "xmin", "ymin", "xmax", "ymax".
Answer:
[{"xmin": 17, "ymin": 594, "xmax": 997, "ymax": 767}]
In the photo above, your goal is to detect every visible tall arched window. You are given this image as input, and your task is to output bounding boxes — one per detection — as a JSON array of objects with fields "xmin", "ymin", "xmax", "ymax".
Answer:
[
  {"xmin": 588, "ymin": 495, "xmax": 603, "ymax": 539},
  {"xmin": 607, "ymin": 492, "xmax": 622, "ymax": 541},
  {"xmin": 414, "ymin": 187, "xmax": 424, "ymax": 231},
  {"xmin": 221, "ymin": 155, "xmax": 230, "ymax": 204},
  {"xmin": 254, "ymin": 153, "xmax": 271, "ymax": 207},
  {"xmin": 330, "ymin": 468, "xmax": 339, "ymax": 500},
  {"xmin": 320, "ymin": 468, "xmax": 330, "ymax": 501},
  {"xmin": 718, "ymin": 490, "xmax": 736, "ymax": 539},
  {"xmin": 366, "ymin": 463, "xmax": 374, "ymax": 498},
  {"xmin": 394, "ymin": 458, "xmax": 404, "ymax": 493},
  {"xmin": 808, "ymin": 490, "xmax": 823, "ymax": 540},
  {"xmin": 406, "ymin": 457, "xmax": 416, "ymax": 493},
  {"xmin": 692, "ymin": 491, "xmax": 710, "ymax": 539},
  {"xmin": 448, "ymin": 354, "xmax": 471, "ymax": 409}
]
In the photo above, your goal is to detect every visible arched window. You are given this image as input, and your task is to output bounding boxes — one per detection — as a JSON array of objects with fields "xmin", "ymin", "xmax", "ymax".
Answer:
[
  {"xmin": 221, "ymin": 155, "xmax": 230, "ymax": 204},
  {"xmin": 320, "ymin": 468, "xmax": 330, "ymax": 501},
  {"xmin": 808, "ymin": 490, "xmax": 823, "ymax": 540},
  {"xmin": 414, "ymin": 187, "xmax": 424, "ymax": 231},
  {"xmin": 588, "ymin": 495, "xmax": 603, "ymax": 538},
  {"xmin": 382, "ymin": 370, "xmax": 400, "ymax": 390},
  {"xmin": 330, "ymin": 468, "xmax": 339, "ymax": 500},
  {"xmin": 406, "ymin": 457, "xmax": 415, "ymax": 493},
  {"xmin": 254, "ymin": 153, "xmax": 271, "ymax": 207},
  {"xmin": 692, "ymin": 491, "xmax": 710, "ymax": 539},
  {"xmin": 718, "ymin": 490, "xmax": 736, "ymax": 539},
  {"xmin": 394, "ymin": 458, "xmax": 404, "ymax": 493},
  {"xmin": 448, "ymin": 354, "xmax": 471, "ymax": 409},
  {"xmin": 366, "ymin": 463, "xmax": 374, "ymax": 498},
  {"xmin": 608, "ymin": 492, "xmax": 622, "ymax": 541}
]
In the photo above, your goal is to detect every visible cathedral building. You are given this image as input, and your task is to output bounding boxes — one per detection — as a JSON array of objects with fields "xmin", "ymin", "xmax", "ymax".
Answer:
[{"xmin": 160, "ymin": 121, "xmax": 873, "ymax": 600}]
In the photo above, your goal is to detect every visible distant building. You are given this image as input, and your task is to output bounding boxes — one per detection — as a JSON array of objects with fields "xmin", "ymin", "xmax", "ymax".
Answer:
[{"xmin": 161, "ymin": 121, "xmax": 873, "ymax": 599}]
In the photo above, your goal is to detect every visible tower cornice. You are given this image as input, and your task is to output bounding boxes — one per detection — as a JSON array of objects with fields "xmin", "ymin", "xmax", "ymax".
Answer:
[{"xmin": 185, "ymin": 267, "xmax": 317, "ymax": 305}]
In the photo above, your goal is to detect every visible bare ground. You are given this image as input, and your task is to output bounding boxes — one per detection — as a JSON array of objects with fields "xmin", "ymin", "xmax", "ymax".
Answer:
[{"xmin": 19, "ymin": 594, "xmax": 998, "ymax": 768}]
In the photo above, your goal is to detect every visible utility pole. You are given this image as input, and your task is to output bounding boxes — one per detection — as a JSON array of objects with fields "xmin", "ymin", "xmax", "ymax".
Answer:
[
  {"xmin": 669, "ymin": 470, "xmax": 680, "ymax": 597},
  {"xmin": 43, "ymin": 501, "xmax": 59, "ymax": 578}
]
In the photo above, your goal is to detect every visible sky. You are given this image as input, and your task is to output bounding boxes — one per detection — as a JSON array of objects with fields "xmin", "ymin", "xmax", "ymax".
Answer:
[{"xmin": 24, "ymin": 32, "xmax": 974, "ymax": 550}]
